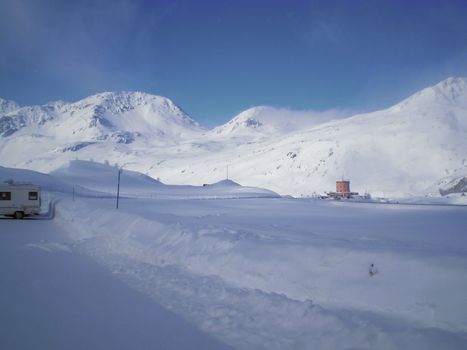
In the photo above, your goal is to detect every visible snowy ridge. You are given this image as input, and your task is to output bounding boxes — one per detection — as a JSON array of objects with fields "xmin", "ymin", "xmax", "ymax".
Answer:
[
  {"xmin": 211, "ymin": 106, "xmax": 348, "ymax": 138},
  {"xmin": 0, "ymin": 161, "xmax": 278, "ymax": 199},
  {"xmin": 0, "ymin": 98, "xmax": 20, "ymax": 114},
  {"xmin": 1, "ymin": 77, "xmax": 467, "ymax": 197},
  {"xmin": 62, "ymin": 91, "xmax": 202, "ymax": 137},
  {"xmin": 395, "ymin": 77, "xmax": 467, "ymax": 110},
  {"xmin": 0, "ymin": 91, "xmax": 201, "ymax": 141},
  {"xmin": 0, "ymin": 165, "xmax": 74, "ymax": 193},
  {"xmin": 0, "ymin": 104, "xmax": 58, "ymax": 137}
]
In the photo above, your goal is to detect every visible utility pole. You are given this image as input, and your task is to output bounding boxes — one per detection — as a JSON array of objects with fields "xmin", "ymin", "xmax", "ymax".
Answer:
[
  {"xmin": 116, "ymin": 168, "xmax": 122, "ymax": 209},
  {"xmin": 226, "ymin": 164, "xmax": 229, "ymax": 180}
]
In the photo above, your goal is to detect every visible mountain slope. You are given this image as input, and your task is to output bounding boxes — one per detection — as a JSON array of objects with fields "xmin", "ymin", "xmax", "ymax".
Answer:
[
  {"xmin": 210, "ymin": 106, "xmax": 348, "ymax": 139},
  {"xmin": 0, "ymin": 91, "xmax": 204, "ymax": 171},
  {"xmin": 0, "ymin": 91, "xmax": 202, "ymax": 140},
  {"xmin": 1, "ymin": 78, "xmax": 466, "ymax": 197},
  {"xmin": 154, "ymin": 77, "xmax": 467, "ymax": 197}
]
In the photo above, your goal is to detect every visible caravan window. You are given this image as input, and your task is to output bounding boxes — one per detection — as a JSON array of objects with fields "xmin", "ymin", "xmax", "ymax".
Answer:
[
  {"xmin": 29, "ymin": 192, "xmax": 38, "ymax": 200},
  {"xmin": 0, "ymin": 192, "xmax": 11, "ymax": 200}
]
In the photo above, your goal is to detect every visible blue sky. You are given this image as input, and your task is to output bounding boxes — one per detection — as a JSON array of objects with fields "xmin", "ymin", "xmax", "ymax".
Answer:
[{"xmin": 1, "ymin": 0, "xmax": 467, "ymax": 125}]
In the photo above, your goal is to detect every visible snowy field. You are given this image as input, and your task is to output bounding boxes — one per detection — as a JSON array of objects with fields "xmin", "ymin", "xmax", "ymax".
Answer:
[{"xmin": 1, "ymin": 163, "xmax": 467, "ymax": 349}]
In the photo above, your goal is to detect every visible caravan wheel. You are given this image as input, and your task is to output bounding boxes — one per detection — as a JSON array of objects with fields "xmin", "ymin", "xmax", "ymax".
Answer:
[{"xmin": 14, "ymin": 211, "xmax": 24, "ymax": 219}]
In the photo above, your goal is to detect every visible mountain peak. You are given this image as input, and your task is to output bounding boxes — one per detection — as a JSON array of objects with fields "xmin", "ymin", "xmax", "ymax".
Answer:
[
  {"xmin": 0, "ymin": 98, "xmax": 20, "ymax": 114},
  {"xmin": 64, "ymin": 91, "xmax": 201, "ymax": 133},
  {"xmin": 213, "ymin": 106, "xmax": 348, "ymax": 138},
  {"xmin": 74, "ymin": 91, "xmax": 188, "ymax": 117},
  {"xmin": 0, "ymin": 91, "xmax": 202, "ymax": 141},
  {"xmin": 212, "ymin": 106, "xmax": 275, "ymax": 136},
  {"xmin": 431, "ymin": 77, "xmax": 467, "ymax": 101},
  {"xmin": 396, "ymin": 77, "xmax": 467, "ymax": 110}
]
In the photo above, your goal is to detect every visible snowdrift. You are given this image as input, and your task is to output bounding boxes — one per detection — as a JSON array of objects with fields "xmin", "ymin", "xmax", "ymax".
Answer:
[{"xmin": 1, "ymin": 162, "xmax": 279, "ymax": 200}]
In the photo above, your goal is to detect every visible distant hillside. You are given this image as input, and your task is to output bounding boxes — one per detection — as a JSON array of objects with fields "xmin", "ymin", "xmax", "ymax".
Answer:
[{"xmin": 1, "ymin": 78, "xmax": 466, "ymax": 197}]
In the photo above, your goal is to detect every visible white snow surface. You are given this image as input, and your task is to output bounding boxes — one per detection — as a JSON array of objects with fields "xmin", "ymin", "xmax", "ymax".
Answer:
[
  {"xmin": 1, "ymin": 77, "xmax": 467, "ymax": 198},
  {"xmin": 0, "ymin": 216, "xmax": 229, "ymax": 350},
  {"xmin": 1, "ymin": 164, "xmax": 467, "ymax": 349},
  {"xmin": 49, "ymin": 160, "xmax": 278, "ymax": 199}
]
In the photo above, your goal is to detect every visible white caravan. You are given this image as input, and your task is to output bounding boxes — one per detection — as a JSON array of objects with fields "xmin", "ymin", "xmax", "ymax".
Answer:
[{"xmin": 0, "ymin": 182, "xmax": 41, "ymax": 219}]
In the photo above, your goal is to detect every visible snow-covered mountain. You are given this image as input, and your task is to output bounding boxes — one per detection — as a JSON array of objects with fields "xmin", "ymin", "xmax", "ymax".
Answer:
[
  {"xmin": 395, "ymin": 77, "xmax": 467, "ymax": 110},
  {"xmin": 157, "ymin": 77, "xmax": 467, "ymax": 197},
  {"xmin": 0, "ymin": 91, "xmax": 201, "ymax": 141},
  {"xmin": 0, "ymin": 91, "xmax": 204, "ymax": 171},
  {"xmin": 211, "ymin": 106, "xmax": 348, "ymax": 139},
  {"xmin": 0, "ymin": 98, "xmax": 20, "ymax": 114},
  {"xmin": 1, "ymin": 78, "xmax": 466, "ymax": 197}
]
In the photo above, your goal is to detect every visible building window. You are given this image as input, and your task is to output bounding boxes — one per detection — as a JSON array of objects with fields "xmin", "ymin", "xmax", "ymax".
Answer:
[
  {"xmin": 0, "ymin": 192, "xmax": 11, "ymax": 200},
  {"xmin": 29, "ymin": 192, "xmax": 38, "ymax": 200}
]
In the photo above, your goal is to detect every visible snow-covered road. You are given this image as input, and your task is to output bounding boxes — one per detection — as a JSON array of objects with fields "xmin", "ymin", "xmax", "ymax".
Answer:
[{"xmin": 0, "ymin": 218, "xmax": 231, "ymax": 349}]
